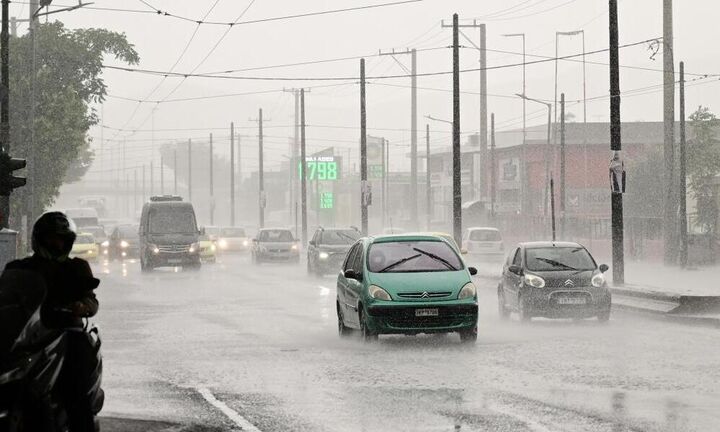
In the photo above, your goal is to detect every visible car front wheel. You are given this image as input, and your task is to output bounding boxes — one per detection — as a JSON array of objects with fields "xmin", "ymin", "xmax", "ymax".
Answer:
[
  {"xmin": 359, "ymin": 309, "xmax": 377, "ymax": 342},
  {"xmin": 498, "ymin": 286, "xmax": 510, "ymax": 320},
  {"xmin": 597, "ymin": 308, "xmax": 611, "ymax": 323},
  {"xmin": 459, "ymin": 327, "xmax": 477, "ymax": 343},
  {"xmin": 337, "ymin": 303, "xmax": 352, "ymax": 337}
]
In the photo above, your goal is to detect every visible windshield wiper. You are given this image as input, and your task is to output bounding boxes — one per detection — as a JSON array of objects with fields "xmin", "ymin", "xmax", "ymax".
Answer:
[
  {"xmin": 378, "ymin": 253, "xmax": 421, "ymax": 272},
  {"xmin": 535, "ymin": 257, "xmax": 577, "ymax": 271},
  {"xmin": 413, "ymin": 248, "xmax": 458, "ymax": 270}
]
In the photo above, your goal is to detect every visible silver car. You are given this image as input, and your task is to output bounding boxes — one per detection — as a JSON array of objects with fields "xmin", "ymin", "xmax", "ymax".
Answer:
[{"xmin": 251, "ymin": 228, "xmax": 300, "ymax": 264}]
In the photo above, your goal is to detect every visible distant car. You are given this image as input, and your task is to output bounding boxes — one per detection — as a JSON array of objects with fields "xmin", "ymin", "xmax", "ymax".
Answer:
[
  {"xmin": 198, "ymin": 230, "xmax": 217, "ymax": 263},
  {"xmin": 70, "ymin": 233, "xmax": 99, "ymax": 262},
  {"xmin": 106, "ymin": 224, "xmax": 140, "ymax": 260},
  {"xmin": 83, "ymin": 226, "xmax": 107, "ymax": 247},
  {"xmin": 336, "ymin": 234, "xmax": 479, "ymax": 342},
  {"xmin": 139, "ymin": 196, "xmax": 201, "ymax": 271},
  {"xmin": 251, "ymin": 228, "xmax": 300, "ymax": 264},
  {"xmin": 307, "ymin": 227, "xmax": 361, "ymax": 276},
  {"xmin": 498, "ymin": 242, "xmax": 611, "ymax": 322},
  {"xmin": 216, "ymin": 227, "xmax": 250, "ymax": 253},
  {"xmin": 463, "ymin": 227, "xmax": 504, "ymax": 259}
]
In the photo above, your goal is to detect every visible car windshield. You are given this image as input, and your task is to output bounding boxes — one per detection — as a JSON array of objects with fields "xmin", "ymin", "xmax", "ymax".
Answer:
[
  {"xmin": 221, "ymin": 228, "xmax": 246, "ymax": 237},
  {"xmin": 367, "ymin": 240, "xmax": 463, "ymax": 273},
  {"xmin": 75, "ymin": 234, "xmax": 94, "ymax": 244},
  {"xmin": 321, "ymin": 229, "xmax": 360, "ymax": 245},
  {"xmin": 148, "ymin": 208, "xmax": 197, "ymax": 234},
  {"xmin": 469, "ymin": 230, "xmax": 501, "ymax": 241},
  {"xmin": 117, "ymin": 226, "xmax": 138, "ymax": 239},
  {"xmin": 525, "ymin": 247, "xmax": 596, "ymax": 272},
  {"xmin": 259, "ymin": 230, "xmax": 294, "ymax": 242}
]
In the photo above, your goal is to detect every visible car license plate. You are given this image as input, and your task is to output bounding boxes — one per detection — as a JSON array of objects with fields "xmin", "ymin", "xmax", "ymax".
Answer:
[
  {"xmin": 168, "ymin": 259, "xmax": 182, "ymax": 264},
  {"xmin": 415, "ymin": 308, "xmax": 439, "ymax": 317},
  {"xmin": 557, "ymin": 297, "xmax": 586, "ymax": 305}
]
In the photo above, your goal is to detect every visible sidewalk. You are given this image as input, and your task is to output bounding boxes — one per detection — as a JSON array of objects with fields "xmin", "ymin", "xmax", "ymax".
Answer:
[
  {"xmin": 609, "ymin": 261, "xmax": 720, "ymax": 325},
  {"xmin": 101, "ymin": 417, "xmax": 224, "ymax": 432}
]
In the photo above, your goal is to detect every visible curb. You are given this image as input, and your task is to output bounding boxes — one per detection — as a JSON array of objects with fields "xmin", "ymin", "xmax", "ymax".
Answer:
[
  {"xmin": 100, "ymin": 417, "xmax": 225, "ymax": 432},
  {"xmin": 610, "ymin": 285, "xmax": 720, "ymax": 326}
]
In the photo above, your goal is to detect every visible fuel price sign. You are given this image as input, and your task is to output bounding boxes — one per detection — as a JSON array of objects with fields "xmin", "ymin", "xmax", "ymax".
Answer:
[{"xmin": 298, "ymin": 156, "xmax": 342, "ymax": 181}]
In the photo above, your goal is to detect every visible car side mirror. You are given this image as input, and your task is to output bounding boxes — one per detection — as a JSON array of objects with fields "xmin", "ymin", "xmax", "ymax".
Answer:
[
  {"xmin": 199, "ymin": 227, "xmax": 206, "ymax": 235},
  {"xmin": 508, "ymin": 265, "xmax": 523, "ymax": 276},
  {"xmin": 599, "ymin": 264, "xmax": 609, "ymax": 273},
  {"xmin": 468, "ymin": 267, "xmax": 478, "ymax": 276},
  {"xmin": 344, "ymin": 269, "xmax": 362, "ymax": 281}
]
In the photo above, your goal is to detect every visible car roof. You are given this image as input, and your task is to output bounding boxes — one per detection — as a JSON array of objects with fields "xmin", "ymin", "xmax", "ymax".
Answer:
[
  {"xmin": 370, "ymin": 234, "xmax": 445, "ymax": 243},
  {"xmin": 467, "ymin": 226, "xmax": 500, "ymax": 231},
  {"xmin": 259, "ymin": 227, "xmax": 292, "ymax": 232},
  {"xmin": 519, "ymin": 241, "xmax": 584, "ymax": 249}
]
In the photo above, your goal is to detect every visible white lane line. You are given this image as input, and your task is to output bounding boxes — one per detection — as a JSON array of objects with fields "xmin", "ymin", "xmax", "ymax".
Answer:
[
  {"xmin": 197, "ymin": 387, "xmax": 262, "ymax": 432},
  {"xmin": 488, "ymin": 402, "xmax": 557, "ymax": 432}
]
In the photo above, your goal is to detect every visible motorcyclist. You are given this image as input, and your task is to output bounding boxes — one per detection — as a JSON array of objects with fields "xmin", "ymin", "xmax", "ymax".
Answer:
[{"xmin": 4, "ymin": 211, "xmax": 100, "ymax": 431}]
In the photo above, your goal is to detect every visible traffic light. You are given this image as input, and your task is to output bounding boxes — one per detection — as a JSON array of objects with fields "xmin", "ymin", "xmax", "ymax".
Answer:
[{"xmin": 0, "ymin": 153, "xmax": 26, "ymax": 196}]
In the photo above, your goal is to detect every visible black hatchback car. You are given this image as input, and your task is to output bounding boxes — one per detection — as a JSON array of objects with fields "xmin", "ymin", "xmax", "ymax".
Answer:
[
  {"xmin": 307, "ymin": 227, "xmax": 361, "ymax": 276},
  {"xmin": 498, "ymin": 242, "xmax": 611, "ymax": 322}
]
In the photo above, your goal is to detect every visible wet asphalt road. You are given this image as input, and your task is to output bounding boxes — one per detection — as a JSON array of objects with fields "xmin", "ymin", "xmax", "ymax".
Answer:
[{"xmin": 92, "ymin": 255, "xmax": 719, "ymax": 432}]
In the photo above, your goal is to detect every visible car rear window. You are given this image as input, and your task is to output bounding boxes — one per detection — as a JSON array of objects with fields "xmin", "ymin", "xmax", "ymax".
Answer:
[
  {"xmin": 321, "ymin": 230, "xmax": 360, "ymax": 245},
  {"xmin": 367, "ymin": 240, "xmax": 463, "ymax": 273},
  {"xmin": 469, "ymin": 230, "xmax": 501, "ymax": 241},
  {"xmin": 525, "ymin": 247, "xmax": 596, "ymax": 272},
  {"xmin": 259, "ymin": 230, "xmax": 294, "ymax": 242},
  {"xmin": 221, "ymin": 228, "xmax": 246, "ymax": 237}
]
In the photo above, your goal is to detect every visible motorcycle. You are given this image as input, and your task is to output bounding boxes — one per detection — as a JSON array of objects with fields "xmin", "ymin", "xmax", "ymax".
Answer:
[{"xmin": 0, "ymin": 269, "xmax": 104, "ymax": 432}]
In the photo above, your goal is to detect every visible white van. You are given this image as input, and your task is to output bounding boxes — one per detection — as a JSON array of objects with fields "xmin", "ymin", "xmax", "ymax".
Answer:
[{"xmin": 64, "ymin": 208, "xmax": 100, "ymax": 228}]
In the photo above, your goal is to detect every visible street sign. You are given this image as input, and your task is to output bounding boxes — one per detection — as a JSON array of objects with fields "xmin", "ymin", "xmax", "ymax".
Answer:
[{"xmin": 298, "ymin": 155, "xmax": 342, "ymax": 181}]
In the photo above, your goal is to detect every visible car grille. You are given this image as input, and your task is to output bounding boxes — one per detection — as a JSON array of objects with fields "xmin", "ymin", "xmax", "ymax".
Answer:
[
  {"xmin": 158, "ymin": 244, "xmax": 190, "ymax": 253},
  {"xmin": 368, "ymin": 305, "xmax": 477, "ymax": 329},
  {"xmin": 396, "ymin": 291, "xmax": 452, "ymax": 299},
  {"xmin": 545, "ymin": 278, "xmax": 591, "ymax": 288},
  {"xmin": 267, "ymin": 248, "xmax": 289, "ymax": 253}
]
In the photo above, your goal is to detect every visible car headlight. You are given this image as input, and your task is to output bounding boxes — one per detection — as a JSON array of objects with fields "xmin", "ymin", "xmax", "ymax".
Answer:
[
  {"xmin": 218, "ymin": 239, "xmax": 228, "ymax": 249},
  {"xmin": 458, "ymin": 282, "xmax": 477, "ymax": 300},
  {"xmin": 368, "ymin": 285, "xmax": 392, "ymax": 301},
  {"xmin": 120, "ymin": 240, "xmax": 129, "ymax": 248},
  {"xmin": 591, "ymin": 272, "xmax": 606, "ymax": 288},
  {"xmin": 86, "ymin": 249, "xmax": 95, "ymax": 255},
  {"xmin": 101, "ymin": 240, "xmax": 109, "ymax": 247},
  {"xmin": 524, "ymin": 273, "xmax": 546, "ymax": 288},
  {"xmin": 291, "ymin": 244, "xmax": 298, "ymax": 250},
  {"xmin": 189, "ymin": 243, "xmax": 199, "ymax": 253},
  {"xmin": 319, "ymin": 251, "xmax": 329, "ymax": 260},
  {"xmin": 210, "ymin": 244, "xmax": 216, "ymax": 252},
  {"xmin": 242, "ymin": 240, "xmax": 249, "ymax": 246}
]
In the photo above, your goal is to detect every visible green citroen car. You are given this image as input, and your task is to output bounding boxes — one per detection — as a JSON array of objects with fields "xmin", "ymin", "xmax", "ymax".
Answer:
[{"xmin": 336, "ymin": 234, "xmax": 479, "ymax": 343}]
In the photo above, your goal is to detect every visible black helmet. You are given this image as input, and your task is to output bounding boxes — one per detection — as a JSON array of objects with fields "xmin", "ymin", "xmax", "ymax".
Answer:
[{"xmin": 31, "ymin": 212, "xmax": 77, "ymax": 259}]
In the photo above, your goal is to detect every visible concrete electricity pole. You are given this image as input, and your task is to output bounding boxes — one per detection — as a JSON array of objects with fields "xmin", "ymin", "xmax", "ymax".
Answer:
[
  {"xmin": 230, "ymin": 122, "xmax": 235, "ymax": 226},
  {"xmin": 663, "ymin": 0, "xmax": 676, "ymax": 264},
  {"xmin": 209, "ymin": 133, "xmax": 214, "ymax": 225},
  {"xmin": 360, "ymin": 58, "xmax": 369, "ymax": 236},
  {"xmin": 426, "ymin": 124, "xmax": 431, "ymax": 230},
  {"xmin": 452, "ymin": 14, "xmax": 462, "ymax": 247},
  {"xmin": 609, "ymin": 0, "xmax": 625, "ymax": 284},
  {"xmin": 160, "ymin": 154, "xmax": 164, "ymax": 195},
  {"xmin": 187, "ymin": 139, "xmax": 192, "ymax": 202},
  {"xmin": 560, "ymin": 93, "xmax": 566, "ymax": 238},
  {"xmin": 173, "ymin": 149, "xmax": 178, "ymax": 195},
  {"xmin": 256, "ymin": 109, "xmax": 265, "ymax": 228},
  {"xmin": 490, "ymin": 114, "xmax": 496, "ymax": 221},
  {"xmin": 679, "ymin": 61, "xmax": 688, "ymax": 268},
  {"xmin": 300, "ymin": 89, "xmax": 308, "ymax": 244}
]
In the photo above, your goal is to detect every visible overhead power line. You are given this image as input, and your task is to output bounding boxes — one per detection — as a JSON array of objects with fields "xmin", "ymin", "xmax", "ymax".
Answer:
[{"xmin": 102, "ymin": 38, "xmax": 667, "ymax": 82}]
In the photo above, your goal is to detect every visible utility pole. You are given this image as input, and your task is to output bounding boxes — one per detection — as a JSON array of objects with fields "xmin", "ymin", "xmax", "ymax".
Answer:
[
  {"xmin": 187, "ymin": 139, "xmax": 192, "ymax": 202},
  {"xmin": 378, "ymin": 48, "xmax": 418, "ymax": 229},
  {"xmin": 550, "ymin": 176, "xmax": 556, "ymax": 241},
  {"xmin": 381, "ymin": 136, "xmax": 386, "ymax": 227},
  {"xmin": 490, "ymin": 114, "xmax": 496, "ymax": 221},
  {"xmin": 663, "ymin": 0, "xmax": 676, "ymax": 264},
  {"xmin": 502, "ymin": 33, "xmax": 526, "ymax": 213},
  {"xmin": 300, "ymin": 89, "xmax": 308, "ymax": 244},
  {"xmin": 560, "ymin": 93, "xmax": 566, "ymax": 238},
  {"xmin": 230, "ymin": 122, "xmax": 235, "ymax": 226},
  {"xmin": 679, "ymin": 61, "xmax": 688, "ymax": 268},
  {"xmin": 443, "ymin": 19, "xmax": 488, "ymax": 201},
  {"xmin": 360, "ymin": 58, "xmax": 369, "ymax": 235},
  {"xmin": 150, "ymin": 161, "xmax": 154, "ymax": 197},
  {"xmin": 426, "ymin": 124, "xmax": 431, "ymax": 230},
  {"xmin": 209, "ymin": 133, "xmax": 214, "ymax": 225},
  {"xmin": 173, "ymin": 149, "xmax": 178, "ymax": 195},
  {"xmin": 609, "ymin": 0, "xmax": 625, "ymax": 284},
  {"xmin": 452, "ymin": 14, "xmax": 462, "ymax": 247},
  {"xmin": 0, "ymin": 0, "xmax": 11, "ymax": 227},
  {"xmin": 142, "ymin": 164, "xmax": 146, "ymax": 203},
  {"xmin": 258, "ymin": 109, "xmax": 265, "ymax": 228},
  {"xmin": 160, "ymin": 154, "xmax": 164, "ymax": 195}
]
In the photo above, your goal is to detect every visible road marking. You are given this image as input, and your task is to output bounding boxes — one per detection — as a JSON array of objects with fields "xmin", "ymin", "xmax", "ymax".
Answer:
[
  {"xmin": 488, "ymin": 402, "xmax": 557, "ymax": 432},
  {"xmin": 197, "ymin": 387, "xmax": 262, "ymax": 432},
  {"xmin": 318, "ymin": 285, "xmax": 331, "ymax": 296}
]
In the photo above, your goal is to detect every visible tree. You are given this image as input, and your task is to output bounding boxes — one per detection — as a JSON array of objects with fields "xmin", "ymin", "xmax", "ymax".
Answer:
[
  {"xmin": 9, "ymin": 22, "xmax": 139, "ymax": 224},
  {"xmin": 687, "ymin": 106, "xmax": 720, "ymax": 234}
]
